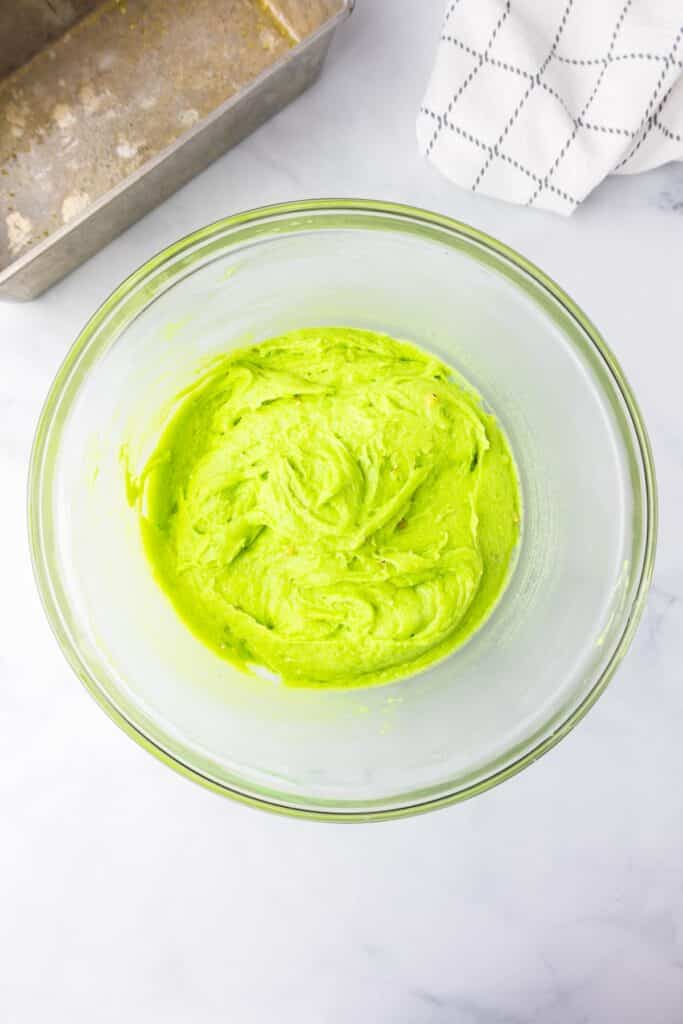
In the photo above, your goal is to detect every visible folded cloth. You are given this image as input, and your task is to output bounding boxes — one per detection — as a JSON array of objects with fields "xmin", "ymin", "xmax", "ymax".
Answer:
[{"xmin": 417, "ymin": 0, "xmax": 683, "ymax": 213}]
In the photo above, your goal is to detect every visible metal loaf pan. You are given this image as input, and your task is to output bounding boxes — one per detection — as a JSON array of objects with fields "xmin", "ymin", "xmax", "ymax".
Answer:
[{"xmin": 0, "ymin": 0, "xmax": 353, "ymax": 300}]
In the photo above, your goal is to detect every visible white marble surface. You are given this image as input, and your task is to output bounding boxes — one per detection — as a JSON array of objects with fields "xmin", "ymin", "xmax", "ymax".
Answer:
[{"xmin": 2, "ymin": 2, "xmax": 683, "ymax": 1020}]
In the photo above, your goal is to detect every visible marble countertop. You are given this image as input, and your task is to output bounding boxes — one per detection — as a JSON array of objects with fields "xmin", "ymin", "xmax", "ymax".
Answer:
[{"xmin": 2, "ymin": 1, "xmax": 682, "ymax": 1020}]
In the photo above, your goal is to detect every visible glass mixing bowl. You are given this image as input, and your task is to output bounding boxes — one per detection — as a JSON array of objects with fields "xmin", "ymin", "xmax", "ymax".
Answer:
[{"xmin": 29, "ymin": 200, "xmax": 657, "ymax": 821}]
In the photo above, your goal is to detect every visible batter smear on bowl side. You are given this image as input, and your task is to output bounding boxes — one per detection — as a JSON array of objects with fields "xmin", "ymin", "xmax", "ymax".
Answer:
[{"xmin": 135, "ymin": 328, "xmax": 521, "ymax": 687}]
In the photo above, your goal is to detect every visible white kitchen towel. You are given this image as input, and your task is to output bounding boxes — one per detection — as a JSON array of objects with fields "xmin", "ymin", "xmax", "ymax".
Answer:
[{"xmin": 417, "ymin": 0, "xmax": 683, "ymax": 213}]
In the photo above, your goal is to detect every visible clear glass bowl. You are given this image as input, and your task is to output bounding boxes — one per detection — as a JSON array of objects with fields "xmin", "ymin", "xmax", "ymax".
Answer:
[{"xmin": 29, "ymin": 200, "xmax": 657, "ymax": 821}]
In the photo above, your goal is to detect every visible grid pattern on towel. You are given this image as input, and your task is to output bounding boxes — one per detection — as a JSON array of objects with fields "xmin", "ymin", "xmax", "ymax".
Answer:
[{"xmin": 417, "ymin": 0, "xmax": 683, "ymax": 213}]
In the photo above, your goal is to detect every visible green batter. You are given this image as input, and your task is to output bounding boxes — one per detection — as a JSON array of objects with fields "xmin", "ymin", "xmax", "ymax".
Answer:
[{"xmin": 135, "ymin": 328, "xmax": 521, "ymax": 687}]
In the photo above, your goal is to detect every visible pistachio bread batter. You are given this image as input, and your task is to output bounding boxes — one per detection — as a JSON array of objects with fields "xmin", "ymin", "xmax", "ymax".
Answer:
[{"xmin": 136, "ymin": 328, "xmax": 521, "ymax": 687}]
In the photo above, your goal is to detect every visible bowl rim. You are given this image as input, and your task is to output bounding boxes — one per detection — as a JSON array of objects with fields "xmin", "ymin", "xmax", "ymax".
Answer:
[{"xmin": 28, "ymin": 198, "xmax": 658, "ymax": 822}]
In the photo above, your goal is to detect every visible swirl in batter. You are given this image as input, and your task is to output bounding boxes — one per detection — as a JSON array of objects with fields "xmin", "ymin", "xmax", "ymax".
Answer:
[{"xmin": 136, "ymin": 328, "xmax": 521, "ymax": 687}]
